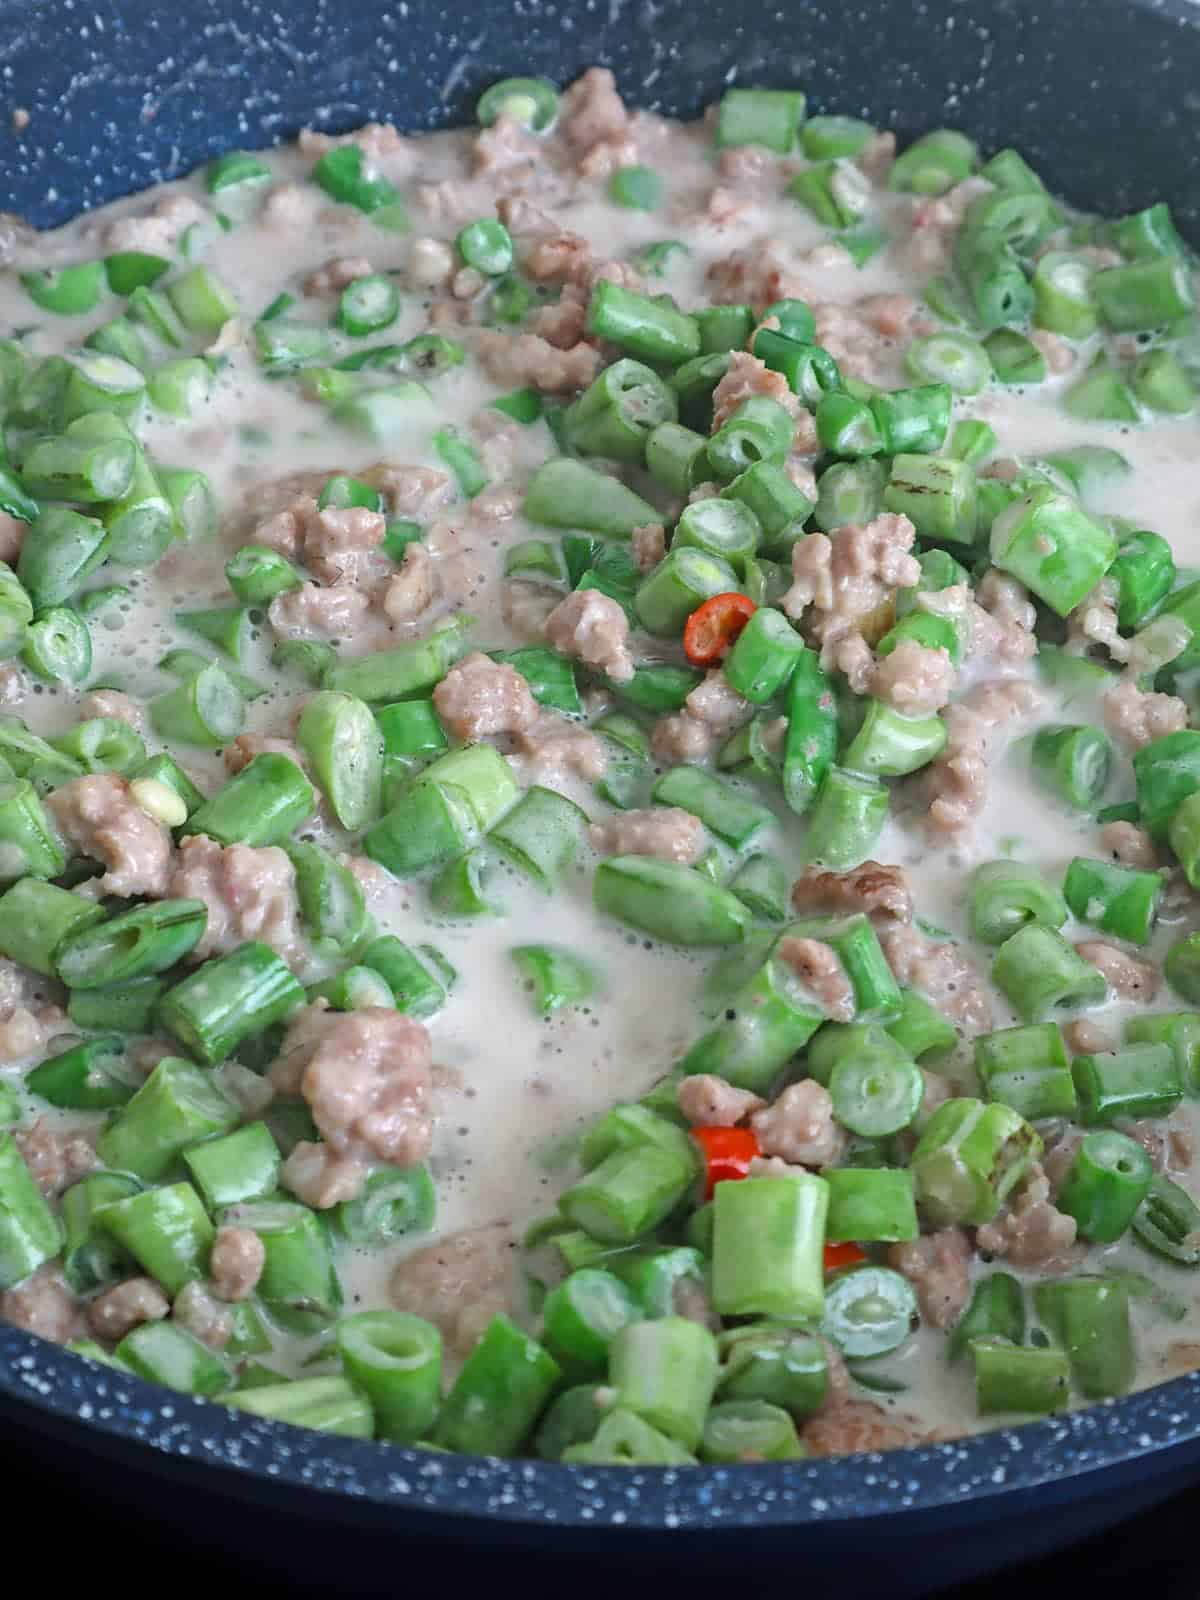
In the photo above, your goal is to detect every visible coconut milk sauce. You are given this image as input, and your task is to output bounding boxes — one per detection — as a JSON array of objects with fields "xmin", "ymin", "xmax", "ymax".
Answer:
[{"xmin": 2, "ymin": 114, "xmax": 1198, "ymax": 1422}]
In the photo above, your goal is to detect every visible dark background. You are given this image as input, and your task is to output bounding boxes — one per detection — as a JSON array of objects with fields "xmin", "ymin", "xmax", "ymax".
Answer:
[{"xmin": 8, "ymin": 1443, "xmax": 1195, "ymax": 1598}]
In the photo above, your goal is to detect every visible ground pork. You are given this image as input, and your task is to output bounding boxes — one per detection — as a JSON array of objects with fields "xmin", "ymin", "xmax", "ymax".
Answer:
[
  {"xmin": 502, "ymin": 579, "xmax": 562, "ymax": 643},
  {"xmin": 705, "ymin": 238, "xmax": 810, "ymax": 311},
  {"xmin": 651, "ymin": 670, "xmax": 753, "ymax": 763},
  {"xmin": 269, "ymin": 1005, "xmax": 433, "ymax": 1182},
  {"xmin": 303, "ymin": 255, "xmax": 373, "ymax": 296},
  {"xmin": 471, "ymin": 484, "xmax": 522, "ymax": 525},
  {"xmin": 672, "ymin": 1273, "xmax": 720, "ymax": 1331},
  {"xmin": 406, "ymin": 235, "xmax": 456, "ymax": 289},
  {"xmin": 103, "ymin": 190, "xmax": 207, "ymax": 255},
  {"xmin": 127, "ymin": 1037, "xmax": 180, "ymax": 1079},
  {"xmin": 924, "ymin": 679, "xmax": 1041, "ymax": 836},
  {"xmin": 782, "ymin": 514, "xmax": 920, "ymax": 660},
  {"xmin": 687, "ymin": 480, "xmax": 722, "ymax": 506},
  {"xmin": 298, "ymin": 121, "xmax": 413, "ymax": 171},
  {"xmin": 0, "ymin": 512, "xmax": 26, "ymax": 565},
  {"xmin": 0, "ymin": 1265, "xmax": 84, "ymax": 1345},
  {"xmin": 168, "ymin": 835, "xmax": 304, "ymax": 968},
  {"xmin": 302, "ymin": 505, "xmax": 387, "ymax": 587},
  {"xmin": 632, "ymin": 522, "xmax": 666, "ymax": 573},
  {"xmin": 751, "ymin": 1079, "xmax": 848, "ymax": 1168},
  {"xmin": 214, "ymin": 1062, "xmax": 274, "ymax": 1122},
  {"xmin": 209, "ymin": 1226, "xmax": 266, "ymax": 1302},
  {"xmin": 880, "ymin": 924, "xmax": 992, "ymax": 1035},
  {"xmin": 237, "ymin": 469, "xmax": 354, "ymax": 530},
  {"xmin": 857, "ymin": 129, "xmax": 897, "ymax": 182},
  {"xmin": 365, "ymin": 465, "xmax": 455, "ymax": 523},
  {"xmin": 0, "ymin": 664, "xmax": 25, "ymax": 707},
  {"xmin": 421, "ymin": 524, "xmax": 485, "ymax": 611},
  {"xmin": 471, "ymin": 405, "xmax": 522, "ymax": 466},
  {"xmin": 268, "ymin": 582, "xmax": 372, "ymax": 639},
  {"xmin": 777, "ymin": 936, "xmax": 856, "ymax": 1023},
  {"xmin": 559, "ymin": 67, "xmax": 634, "ymax": 174},
  {"xmin": 1104, "ymin": 679, "xmax": 1190, "ymax": 750},
  {"xmin": 472, "ymin": 111, "xmax": 542, "ymax": 179},
  {"xmin": 520, "ymin": 238, "xmax": 641, "ymax": 302},
  {"xmin": 811, "ymin": 302, "xmax": 896, "ymax": 386},
  {"xmin": 543, "ymin": 589, "xmax": 635, "ymax": 683},
  {"xmin": 1100, "ymin": 821, "xmax": 1158, "ymax": 869},
  {"xmin": 888, "ymin": 1228, "xmax": 971, "ymax": 1329},
  {"xmin": 413, "ymin": 180, "xmax": 474, "ymax": 226},
  {"xmin": 87, "ymin": 1277, "xmax": 169, "ymax": 1343},
  {"xmin": 448, "ymin": 264, "xmax": 487, "ymax": 302},
  {"xmin": 676, "ymin": 1074, "xmax": 765, "ymax": 1127},
  {"xmin": 0, "ymin": 961, "xmax": 35, "ymax": 1012},
  {"xmin": 171, "ymin": 1280, "xmax": 234, "ymax": 1351},
  {"xmin": 871, "ymin": 640, "xmax": 956, "ymax": 717},
  {"xmin": 590, "ymin": 808, "xmax": 705, "ymax": 865},
  {"xmin": 47, "ymin": 775, "xmax": 173, "ymax": 899},
  {"xmin": 904, "ymin": 176, "xmax": 993, "ymax": 271},
  {"xmin": 1066, "ymin": 577, "xmax": 1129, "ymax": 664},
  {"xmin": 342, "ymin": 853, "xmax": 394, "ymax": 907},
  {"xmin": 513, "ymin": 713, "xmax": 608, "ymax": 786},
  {"xmin": 389, "ymin": 1222, "xmax": 514, "ymax": 1356},
  {"xmin": 495, "ymin": 193, "xmax": 558, "ymax": 236},
  {"xmin": 1159, "ymin": 1343, "xmax": 1200, "ymax": 1379},
  {"xmin": 1114, "ymin": 1114, "xmax": 1194, "ymax": 1175},
  {"xmin": 975, "ymin": 1162, "xmax": 1079, "ymax": 1268},
  {"xmin": 964, "ymin": 570, "xmax": 1038, "ymax": 666},
  {"xmin": 1074, "ymin": 941, "xmax": 1160, "ymax": 1002},
  {"xmin": 801, "ymin": 1399, "xmax": 926, "ymax": 1457},
  {"xmin": 262, "ymin": 182, "xmax": 322, "ymax": 229},
  {"xmin": 280, "ymin": 1142, "xmax": 370, "ymax": 1210},
  {"xmin": 0, "ymin": 1004, "xmax": 67, "ymax": 1064},
  {"xmin": 703, "ymin": 184, "xmax": 759, "ymax": 228},
  {"xmin": 15, "ymin": 1119, "xmax": 95, "ymax": 1197},
  {"xmin": 223, "ymin": 734, "xmax": 308, "ymax": 778},
  {"xmin": 528, "ymin": 284, "xmax": 590, "ymax": 349},
  {"xmin": 433, "ymin": 651, "xmax": 539, "ymax": 741},
  {"xmin": 474, "ymin": 329, "xmax": 600, "ymax": 393},
  {"xmin": 524, "ymin": 228, "xmax": 593, "ymax": 285},
  {"xmin": 1062, "ymin": 1020, "xmax": 1115, "ymax": 1057},
  {"xmin": 716, "ymin": 144, "xmax": 774, "ymax": 184},
  {"xmin": 919, "ymin": 1069, "xmax": 954, "ymax": 1122},
  {"xmin": 827, "ymin": 630, "xmax": 874, "ymax": 694},
  {"xmin": 246, "ymin": 496, "xmax": 318, "ymax": 562},
  {"xmin": 77, "ymin": 689, "xmax": 147, "ymax": 734},
  {"xmin": 710, "ymin": 351, "xmax": 801, "ymax": 431},
  {"xmin": 791, "ymin": 861, "xmax": 913, "ymax": 927},
  {"xmin": 379, "ymin": 543, "xmax": 438, "ymax": 627},
  {"xmin": 858, "ymin": 292, "xmax": 921, "ymax": 340},
  {"xmin": 1030, "ymin": 328, "xmax": 1076, "ymax": 374},
  {"xmin": 1042, "ymin": 1128, "xmax": 1085, "ymax": 1193}
]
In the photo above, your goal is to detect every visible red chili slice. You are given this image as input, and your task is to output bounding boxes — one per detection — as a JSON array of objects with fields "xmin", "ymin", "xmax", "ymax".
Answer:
[
  {"xmin": 683, "ymin": 591, "xmax": 757, "ymax": 668},
  {"xmin": 691, "ymin": 1123, "xmax": 762, "ymax": 1200}
]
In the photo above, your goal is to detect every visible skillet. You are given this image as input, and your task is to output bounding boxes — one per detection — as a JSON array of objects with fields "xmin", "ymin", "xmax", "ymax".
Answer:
[{"xmin": 1, "ymin": 1, "xmax": 1199, "ymax": 1590}]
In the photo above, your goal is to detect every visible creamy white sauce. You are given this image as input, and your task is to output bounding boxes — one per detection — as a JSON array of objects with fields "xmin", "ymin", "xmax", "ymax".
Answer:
[{"xmin": 1, "ymin": 103, "xmax": 1198, "ymax": 1439}]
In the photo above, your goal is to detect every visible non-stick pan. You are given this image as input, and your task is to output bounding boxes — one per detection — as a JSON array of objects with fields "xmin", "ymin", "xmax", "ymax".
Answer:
[{"xmin": 1, "ymin": 2, "xmax": 1199, "ymax": 1592}]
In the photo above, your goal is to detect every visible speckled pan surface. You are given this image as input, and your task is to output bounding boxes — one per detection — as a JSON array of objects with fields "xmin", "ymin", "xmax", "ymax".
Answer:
[
  {"xmin": 2, "ymin": 0, "xmax": 1200, "ymax": 1569},
  {"xmin": 4, "ymin": 1325, "xmax": 1200, "ymax": 1533},
  {"xmin": 1, "ymin": 0, "xmax": 1199, "ymax": 231}
]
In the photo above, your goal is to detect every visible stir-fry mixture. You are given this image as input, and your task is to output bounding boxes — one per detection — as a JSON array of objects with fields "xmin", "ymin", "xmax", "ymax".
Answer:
[{"xmin": 0, "ymin": 69, "xmax": 1198, "ymax": 1467}]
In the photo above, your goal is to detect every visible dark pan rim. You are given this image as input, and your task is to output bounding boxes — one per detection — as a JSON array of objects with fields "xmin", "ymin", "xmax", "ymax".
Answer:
[{"xmin": 3, "ymin": 1324, "xmax": 1199, "ymax": 1529}]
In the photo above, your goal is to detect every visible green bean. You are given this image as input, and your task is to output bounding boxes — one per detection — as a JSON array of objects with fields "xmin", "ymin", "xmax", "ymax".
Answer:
[
  {"xmin": 57, "ymin": 898, "xmax": 208, "ymax": 989},
  {"xmin": 716, "ymin": 88, "xmax": 806, "ymax": 154}
]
